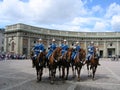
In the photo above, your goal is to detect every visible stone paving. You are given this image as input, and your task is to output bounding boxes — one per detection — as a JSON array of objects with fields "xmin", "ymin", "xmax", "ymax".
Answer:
[{"xmin": 0, "ymin": 58, "xmax": 120, "ymax": 90}]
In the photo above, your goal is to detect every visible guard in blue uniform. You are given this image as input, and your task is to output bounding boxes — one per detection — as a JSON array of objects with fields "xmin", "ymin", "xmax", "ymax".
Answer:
[
  {"xmin": 32, "ymin": 38, "xmax": 45, "ymax": 60},
  {"xmin": 86, "ymin": 41, "xmax": 95, "ymax": 61},
  {"xmin": 83, "ymin": 41, "xmax": 100, "ymax": 65},
  {"xmin": 60, "ymin": 39, "xmax": 69, "ymax": 56},
  {"xmin": 46, "ymin": 38, "xmax": 57, "ymax": 60},
  {"xmin": 32, "ymin": 38, "xmax": 45, "ymax": 67},
  {"xmin": 71, "ymin": 41, "xmax": 81, "ymax": 60}
]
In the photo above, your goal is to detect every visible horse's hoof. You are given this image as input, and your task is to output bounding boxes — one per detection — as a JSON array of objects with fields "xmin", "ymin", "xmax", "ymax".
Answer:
[
  {"xmin": 37, "ymin": 79, "xmax": 40, "ymax": 83},
  {"xmin": 77, "ymin": 78, "xmax": 80, "ymax": 81},
  {"xmin": 72, "ymin": 76, "xmax": 75, "ymax": 78},
  {"xmin": 50, "ymin": 81, "xmax": 54, "ymax": 84},
  {"xmin": 62, "ymin": 80, "xmax": 65, "ymax": 83},
  {"xmin": 92, "ymin": 78, "xmax": 95, "ymax": 80},
  {"xmin": 65, "ymin": 77, "xmax": 68, "ymax": 80},
  {"xmin": 88, "ymin": 75, "xmax": 91, "ymax": 77},
  {"xmin": 59, "ymin": 76, "xmax": 62, "ymax": 78}
]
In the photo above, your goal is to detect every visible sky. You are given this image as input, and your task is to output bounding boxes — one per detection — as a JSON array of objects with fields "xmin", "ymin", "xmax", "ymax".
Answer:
[{"xmin": 0, "ymin": 0, "xmax": 120, "ymax": 32}]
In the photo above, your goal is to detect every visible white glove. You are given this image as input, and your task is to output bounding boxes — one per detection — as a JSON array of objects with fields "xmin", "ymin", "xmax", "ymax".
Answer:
[
  {"xmin": 40, "ymin": 50, "xmax": 42, "ymax": 52},
  {"xmin": 88, "ymin": 48, "xmax": 91, "ymax": 51},
  {"xmin": 73, "ymin": 46, "xmax": 76, "ymax": 49}
]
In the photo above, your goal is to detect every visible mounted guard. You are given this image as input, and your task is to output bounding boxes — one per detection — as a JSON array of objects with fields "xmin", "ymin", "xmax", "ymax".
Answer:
[
  {"xmin": 71, "ymin": 41, "xmax": 81, "ymax": 61},
  {"xmin": 84, "ymin": 41, "xmax": 100, "ymax": 65},
  {"xmin": 31, "ymin": 38, "xmax": 45, "ymax": 67},
  {"xmin": 46, "ymin": 38, "xmax": 57, "ymax": 62},
  {"xmin": 60, "ymin": 39, "xmax": 69, "ymax": 58}
]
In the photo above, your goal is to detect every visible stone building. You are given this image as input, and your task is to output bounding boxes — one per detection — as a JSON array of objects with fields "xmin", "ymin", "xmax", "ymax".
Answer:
[
  {"xmin": 4, "ymin": 23, "xmax": 120, "ymax": 58},
  {"xmin": 0, "ymin": 29, "xmax": 5, "ymax": 53}
]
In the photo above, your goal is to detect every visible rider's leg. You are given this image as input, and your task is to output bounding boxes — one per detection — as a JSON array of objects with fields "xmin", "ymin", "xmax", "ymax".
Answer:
[
  {"xmin": 97, "ymin": 56, "xmax": 100, "ymax": 65},
  {"xmin": 83, "ymin": 54, "xmax": 90, "ymax": 65}
]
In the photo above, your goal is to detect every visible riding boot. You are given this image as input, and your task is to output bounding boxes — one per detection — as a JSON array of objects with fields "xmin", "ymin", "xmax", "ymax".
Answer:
[
  {"xmin": 83, "ymin": 60, "xmax": 87, "ymax": 65},
  {"xmin": 97, "ymin": 60, "xmax": 101, "ymax": 66},
  {"xmin": 32, "ymin": 63, "xmax": 35, "ymax": 68},
  {"xmin": 46, "ymin": 60, "xmax": 49, "ymax": 67},
  {"xmin": 32, "ymin": 60, "xmax": 35, "ymax": 68}
]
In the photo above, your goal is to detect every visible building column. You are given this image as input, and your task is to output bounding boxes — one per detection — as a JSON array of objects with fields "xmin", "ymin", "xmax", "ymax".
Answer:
[
  {"xmin": 19, "ymin": 37, "xmax": 23, "ymax": 55},
  {"xmin": 4, "ymin": 35, "xmax": 8, "ymax": 53},
  {"xmin": 84, "ymin": 40, "xmax": 87, "ymax": 54},
  {"xmin": 103, "ymin": 41, "xmax": 107, "ymax": 58},
  {"xmin": 116, "ymin": 40, "xmax": 119, "ymax": 55},
  {"xmin": 84, "ymin": 41, "xmax": 87, "ymax": 49},
  {"xmin": 28, "ymin": 37, "xmax": 31, "ymax": 58},
  {"xmin": 46, "ymin": 40, "xmax": 50, "ymax": 51}
]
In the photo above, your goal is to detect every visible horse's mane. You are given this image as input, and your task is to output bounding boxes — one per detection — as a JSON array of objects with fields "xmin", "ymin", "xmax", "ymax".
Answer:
[
  {"xmin": 68, "ymin": 48, "xmax": 73, "ymax": 51},
  {"xmin": 52, "ymin": 47, "xmax": 62, "ymax": 58}
]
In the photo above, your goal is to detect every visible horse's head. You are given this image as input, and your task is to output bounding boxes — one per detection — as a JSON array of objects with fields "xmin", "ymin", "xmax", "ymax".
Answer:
[
  {"xmin": 30, "ymin": 50, "xmax": 34, "ymax": 59},
  {"xmin": 66, "ymin": 48, "xmax": 73, "ymax": 61},
  {"xmin": 79, "ymin": 48, "xmax": 86, "ymax": 61},
  {"xmin": 53, "ymin": 47, "xmax": 62, "ymax": 60}
]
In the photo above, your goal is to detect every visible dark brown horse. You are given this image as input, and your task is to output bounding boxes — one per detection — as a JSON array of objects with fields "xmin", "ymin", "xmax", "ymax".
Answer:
[
  {"xmin": 86, "ymin": 47, "xmax": 98, "ymax": 80},
  {"xmin": 72, "ymin": 48, "xmax": 86, "ymax": 81},
  {"xmin": 61, "ymin": 48, "xmax": 73, "ymax": 80},
  {"xmin": 35, "ymin": 51, "xmax": 46, "ymax": 82},
  {"xmin": 48, "ymin": 47, "xmax": 62, "ymax": 84}
]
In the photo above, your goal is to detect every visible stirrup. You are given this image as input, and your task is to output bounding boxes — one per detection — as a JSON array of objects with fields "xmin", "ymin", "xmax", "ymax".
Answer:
[
  {"xmin": 97, "ymin": 63, "xmax": 101, "ymax": 66},
  {"xmin": 54, "ymin": 59, "xmax": 57, "ymax": 62}
]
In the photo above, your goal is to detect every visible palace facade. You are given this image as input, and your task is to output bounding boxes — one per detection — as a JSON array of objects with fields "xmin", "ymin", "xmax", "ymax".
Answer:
[{"xmin": 4, "ymin": 23, "xmax": 120, "ymax": 58}]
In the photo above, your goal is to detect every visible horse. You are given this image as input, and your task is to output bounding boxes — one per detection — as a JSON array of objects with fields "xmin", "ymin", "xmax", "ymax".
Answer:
[
  {"xmin": 35, "ymin": 51, "xmax": 46, "ymax": 82},
  {"xmin": 72, "ymin": 48, "xmax": 86, "ymax": 81},
  {"xmin": 48, "ymin": 47, "xmax": 62, "ymax": 84},
  {"xmin": 61, "ymin": 48, "xmax": 73, "ymax": 80},
  {"xmin": 86, "ymin": 47, "xmax": 99, "ymax": 80}
]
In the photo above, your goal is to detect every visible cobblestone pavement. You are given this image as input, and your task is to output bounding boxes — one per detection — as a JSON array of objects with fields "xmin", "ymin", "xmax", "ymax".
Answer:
[{"xmin": 0, "ymin": 58, "xmax": 120, "ymax": 90}]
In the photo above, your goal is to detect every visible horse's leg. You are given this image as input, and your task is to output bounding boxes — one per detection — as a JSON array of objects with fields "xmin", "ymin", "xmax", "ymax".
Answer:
[
  {"xmin": 72, "ymin": 65, "xmax": 75, "ymax": 78},
  {"xmin": 39, "ymin": 67, "xmax": 43, "ymax": 81},
  {"xmin": 35, "ymin": 64, "xmax": 40, "ymax": 82},
  {"xmin": 76, "ymin": 66, "xmax": 80, "ymax": 81},
  {"xmin": 90, "ymin": 65, "xmax": 92, "ymax": 77},
  {"xmin": 75, "ymin": 66, "xmax": 77, "ymax": 77},
  {"xmin": 59, "ymin": 65, "xmax": 61, "ymax": 78},
  {"xmin": 92, "ymin": 66, "xmax": 97, "ymax": 80},
  {"xmin": 50, "ymin": 67, "xmax": 54, "ymax": 84},
  {"xmin": 36, "ymin": 70, "xmax": 39, "ymax": 81},
  {"xmin": 32, "ymin": 60, "xmax": 36, "ymax": 68},
  {"xmin": 62, "ymin": 66, "xmax": 65, "ymax": 80},
  {"xmin": 53, "ymin": 68, "xmax": 56, "ymax": 79},
  {"xmin": 78, "ymin": 65, "xmax": 82, "ymax": 81},
  {"xmin": 49, "ymin": 67, "xmax": 51, "ymax": 79},
  {"xmin": 87, "ymin": 64, "xmax": 90, "ymax": 77},
  {"xmin": 66, "ymin": 66, "xmax": 69, "ymax": 80}
]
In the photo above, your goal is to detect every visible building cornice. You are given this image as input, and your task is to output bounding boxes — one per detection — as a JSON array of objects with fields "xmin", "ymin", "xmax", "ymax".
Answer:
[{"xmin": 5, "ymin": 23, "xmax": 120, "ymax": 38}]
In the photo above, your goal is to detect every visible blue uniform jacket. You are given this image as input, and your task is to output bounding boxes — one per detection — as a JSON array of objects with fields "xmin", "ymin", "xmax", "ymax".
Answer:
[
  {"xmin": 60, "ymin": 44, "xmax": 69, "ymax": 55},
  {"xmin": 71, "ymin": 45, "xmax": 81, "ymax": 60},
  {"xmin": 75, "ymin": 46, "xmax": 81, "ymax": 52},
  {"xmin": 46, "ymin": 43, "xmax": 57, "ymax": 59},
  {"xmin": 88, "ymin": 46, "xmax": 94, "ymax": 55},
  {"xmin": 33, "ymin": 43, "xmax": 44, "ymax": 56}
]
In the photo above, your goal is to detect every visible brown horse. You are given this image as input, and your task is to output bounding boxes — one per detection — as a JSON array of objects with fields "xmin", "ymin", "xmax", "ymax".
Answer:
[
  {"xmin": 35, "ymin": 51, "xmax": 46, "ymax": 82},
  {"xmin": 61, "ymin": 48, "xmax": 73, "ymax": 80},
  {"xmin": 72, "ymin": 48, "xmax": 86, "ymax": 81},
  {"xmin": 86, "ymin": 47, "xmax": 98, "ymax": 80},
  {"xmin": 48, "ymin": 47, "xmax": 62, "ymax": 84}
]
